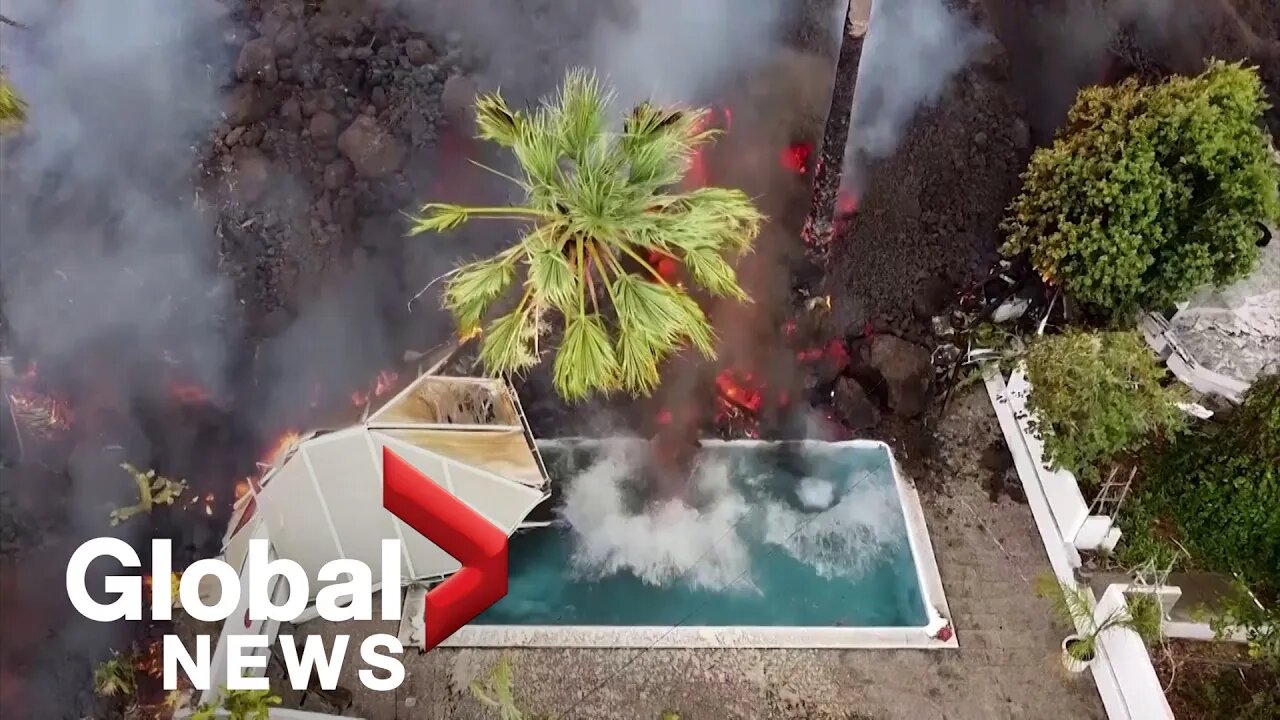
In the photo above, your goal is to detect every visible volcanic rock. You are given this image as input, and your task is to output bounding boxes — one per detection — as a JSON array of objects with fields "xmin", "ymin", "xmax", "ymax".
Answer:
[
  {"xmin": 405, "ymin": 38, "xmax": 432, "ymax": 67},
  {"xmin": 309, "ymin": 112, "xmax": 340, "ymax": 147},
  {"xmin": 868, "ymin": 335, "xmax": 932, "ymax": 418},
  {"xmin": 230, "ymin": 148, "xmax": 270, "ymax": 205},
  {"xmin": 337, "ymin": 116, "xmax": 405, "ymax": 179},
  {"xmin": 1012, "ymin": 118, "xmax": 1031, "ymax": 151},
  {"xmin": 913, "ymin": 275, "xmax": 952, "ymax": 321},
  {"xmin": 225, "ymin": 84, "xmax": 278, "ymax": 126},
  {"xmin": 833, "ymin": 377, "xmax": 879, "ymax": 432},
  {"xmin": 441, "ymin": 74, "xmax": 478, "ymax": 127},
  {"xmin": 274, "ymin": 23, "xmax": 302, "ymax": 57},
  {"xmin": 279, "ymin": 97, "xmax": 302, "ymax": 129},
  {"xmin": 236, "ymin": 38, "xmax": 278, "ymax": 85},
  {"xmin": 323, "ymin": 159, "xmax": 352, "ymax": 191}
]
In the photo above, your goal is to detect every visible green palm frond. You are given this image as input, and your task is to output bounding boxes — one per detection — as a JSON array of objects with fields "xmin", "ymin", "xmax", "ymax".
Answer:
[
  {"xmin": 442, "ymin": 253, "xmax": 520, "ymax": 334},
  {"xmin": 0, "ymin": 70, "xmax": 25, "ymax": 127},
  {"xmin": 475, "ymin": 91, "xmax": 520, "ymax": 147},
  {"xmin": 480, "ymin": 299, "xmax": 540, "ymax": 376},
  {"xmin": 554, "ymin": 313, "xmax": 618, "ymax": 401},
  {"xmin": 411, "ymin": 67, "xmax": 763, "ymax": 401},
  {"xmin": 553, "ymin": 67, "xmax": 612, "ymax": 162},
  {"xmin": 1036, "ymin": 574, "xmax": 1096, "ymax": 632}
]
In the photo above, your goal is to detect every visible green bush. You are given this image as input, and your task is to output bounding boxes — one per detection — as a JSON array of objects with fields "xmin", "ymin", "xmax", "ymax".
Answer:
[
  {"xmin": 1023, "ymin": 329, "xmax": 1184, "ymax": 482},
  {"xmin": 1211, "ymin": 581, "xmax": 1280, "ymax": 672},
  {"xmin": 1121, "ymin": 374, "xmax": 1280, "ymax": 595},
  {"xmin": 1001, "ymin": 61, "xmax": 1280, "ymax": 320}
]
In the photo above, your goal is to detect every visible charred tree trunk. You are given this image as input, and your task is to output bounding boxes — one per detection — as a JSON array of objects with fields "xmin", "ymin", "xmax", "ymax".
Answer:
[{"xmin": 801, "ymin": 0, "xmax": 867, "ymax": 267}]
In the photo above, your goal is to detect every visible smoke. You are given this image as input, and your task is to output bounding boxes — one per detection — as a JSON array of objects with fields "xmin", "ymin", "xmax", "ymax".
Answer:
[
  {"xmin": 0, "ymin": 1, "xmax": 234, "ymax": 716},
  {"xmin": 843, "ymin": 0, "xmax": 988, "ymax": 180},
  {"xmin": 588, "ymin": 0, "xmax": 788, "ymax": 107},
  {"xmin": 558, "ymin": 441, "xmax": 753, "ymax": 591},
  {"xmin": 402, "ymin": 0, "xmax": 799, "ymax": 108},
  {"xmin": 556, "ymin": 440, "xmax": 907, "ymax": 592},
  {"xmin": 0, "ymin": 0, "xmax": 236, "ymax": 396}
]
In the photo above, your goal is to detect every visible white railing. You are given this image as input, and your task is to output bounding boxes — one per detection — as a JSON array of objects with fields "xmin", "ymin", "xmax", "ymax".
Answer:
[{"xmin": 984, "ymin": 364, "xmax": 1174, "ymax": 720}]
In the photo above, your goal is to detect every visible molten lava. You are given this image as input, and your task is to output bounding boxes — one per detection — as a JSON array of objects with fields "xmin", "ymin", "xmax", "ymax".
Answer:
[
  {"xmin": 781, "ymin": 142, "xmax": 811, "ymax": 175},
  {"xmin": 715, "ymin": 369, "xmax": 763, "ymax": 414},
  {"xmin": 837, "ymin": 191, "xmax": 859, "ymax": 215},
  {"xmin": 351, "ymin": 369, "xmax": 399, "ymax": 407}
]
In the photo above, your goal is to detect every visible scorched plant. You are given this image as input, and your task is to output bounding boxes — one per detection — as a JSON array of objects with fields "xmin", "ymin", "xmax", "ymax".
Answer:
[
  {"xmin": 412, "ymin": 68, "xmax": 763, "ymax": 401},
  {"xmin": 1001, "ymin": 61, "xmax": 1280, "ymax": 321}
]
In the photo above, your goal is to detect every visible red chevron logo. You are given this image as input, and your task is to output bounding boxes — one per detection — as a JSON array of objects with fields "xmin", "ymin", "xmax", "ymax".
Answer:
[{"xmin": 382, "ymin": 447, "xmax": 508, "ymax": 650}]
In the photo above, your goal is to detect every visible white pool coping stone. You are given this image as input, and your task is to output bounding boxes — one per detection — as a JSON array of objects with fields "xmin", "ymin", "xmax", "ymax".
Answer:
[{"xmin": 440, "ymin": 437, "xmax": 957, "ymax": 650}]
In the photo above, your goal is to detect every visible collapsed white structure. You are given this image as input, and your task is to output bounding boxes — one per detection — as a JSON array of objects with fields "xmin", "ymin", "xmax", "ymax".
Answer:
[
  {"xmin": 223, "ymin": 374, "xmax": 549, "ymax": 589},
  {"xmin": 1143, "ymin": 227, "xmax": 1280, "ymax": 403},
  {"xmin": 194, "ymin": 371, "xmax": 549, "ymax": 714}
]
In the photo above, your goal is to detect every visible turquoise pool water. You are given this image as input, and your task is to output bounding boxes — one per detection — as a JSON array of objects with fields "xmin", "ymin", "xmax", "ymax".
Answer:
[{"xmin": 477, "ymin": 440, "xmax": 928, "ymax": 628}]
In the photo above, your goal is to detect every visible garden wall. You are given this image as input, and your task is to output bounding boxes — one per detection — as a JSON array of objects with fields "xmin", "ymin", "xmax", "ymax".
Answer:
[{"xmin": 984, "ymin": 364, "xmax": 1173, "ymax": 720}]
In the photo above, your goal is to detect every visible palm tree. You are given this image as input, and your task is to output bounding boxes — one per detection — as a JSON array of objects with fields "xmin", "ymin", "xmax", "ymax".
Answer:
[
  {"xmin": 801, "ymin": 0, "xmax": 867, "ymax": 263},
  {"xmin": 411, "ymin": 68, "xmax": 763, "ymax": 402}
]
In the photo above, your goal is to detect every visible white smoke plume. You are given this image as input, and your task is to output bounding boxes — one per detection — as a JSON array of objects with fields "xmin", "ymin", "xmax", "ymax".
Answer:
[
  {"xmin": 402, "ymin": 0, "xmax": 800, "ymax": 108},
  {"xmin": 556, "ymin": 440, "xmax": 908, "ymax": 592},
  {"xmin": 558, "ymin": 442, "xmax": 754, "ymax": 592},
  {"xmin": 844, "ymin": 0, "xmax": 989, "ymax": 179}
]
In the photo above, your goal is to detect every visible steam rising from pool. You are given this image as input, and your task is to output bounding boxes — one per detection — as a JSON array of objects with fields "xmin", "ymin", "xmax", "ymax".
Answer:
[{"xmin": 556, "ymin": 441, "xmax": 907, "ymax": 593}]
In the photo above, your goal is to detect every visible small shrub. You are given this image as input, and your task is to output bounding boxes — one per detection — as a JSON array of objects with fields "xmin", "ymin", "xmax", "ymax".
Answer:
[
  {"xmin": 1023, "ymin": 329, "xmax": 1184, "ymax": 482},
  {"xmin": 1129, "ymin": 374, "xmax": 1280, "ymax": 595},
  {"xmin": 1210, "ymin": 581, "xmax": 1280, "ymax": 672},
  {"xmin": 1001, "ymin": 61, "xmax": 1280, "ymax": 320},
  {"xmin": 1035, "ymin": 574, "xmax": 1162, "ymax": 661},
  {"xmin": 192, "ymin": 687, "xmax": 282, "ymax": 720},
  {"xmin": 93, "ymin": 651, "xmax": 136, "ymax": 698}
]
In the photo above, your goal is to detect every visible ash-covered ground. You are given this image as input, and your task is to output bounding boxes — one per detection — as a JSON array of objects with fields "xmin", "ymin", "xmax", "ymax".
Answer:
[{"xmin": 1, "ymin": 0, "xmax": 1278, "ymax": 717}]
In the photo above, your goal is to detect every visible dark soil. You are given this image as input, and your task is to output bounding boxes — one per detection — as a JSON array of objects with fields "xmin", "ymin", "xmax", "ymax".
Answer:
[{"xmin": 1154, "ymin": 640, "xmax": 1280, "ymax": 720}]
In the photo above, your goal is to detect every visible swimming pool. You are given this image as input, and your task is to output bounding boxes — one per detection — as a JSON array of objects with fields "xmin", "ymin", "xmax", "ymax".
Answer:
[{"xmin": 444, "ymin": 439, "xmax": 953, "ymax": 649}]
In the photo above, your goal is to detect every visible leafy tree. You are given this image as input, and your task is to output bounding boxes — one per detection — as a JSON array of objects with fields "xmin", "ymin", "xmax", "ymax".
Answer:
[
  {"xmin": 1121, "ymin": 373, "xmax": 1280, "ymax": 594},
  {"xmin": 1002, "ymin": 61, "xmax": 1280, "ymax": 320},
  {"xmin": 411, "ymin": 68, "xmax": 763, "ymax": 401},
  {"xmin": 1210, "ymin": 580, "xmax": 1280, "ymax": 672},
  {"xmin": 1023, "ymin": 329, "xmax": 1184, "ymax": 482}
]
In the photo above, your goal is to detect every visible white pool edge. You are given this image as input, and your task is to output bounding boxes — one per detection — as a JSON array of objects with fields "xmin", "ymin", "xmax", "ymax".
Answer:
[{"xmin": 441, "ymin": 437, "xmax": 957, "ymax": 650}]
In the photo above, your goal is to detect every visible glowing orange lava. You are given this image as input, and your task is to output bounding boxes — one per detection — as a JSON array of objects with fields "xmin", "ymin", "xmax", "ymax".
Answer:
[
  {"xmin": 351, "ymin": 370, "xmax": 400, "ymax": 407},
  {"xmin": 781, "ymin": 142, "xmax": 811, "ymax": 175}
]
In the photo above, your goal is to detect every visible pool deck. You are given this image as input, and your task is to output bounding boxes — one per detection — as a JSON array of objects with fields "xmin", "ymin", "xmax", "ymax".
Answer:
[{"xmin": 276, "ymin": 389, "xmax": 1105, "ymax": 719}]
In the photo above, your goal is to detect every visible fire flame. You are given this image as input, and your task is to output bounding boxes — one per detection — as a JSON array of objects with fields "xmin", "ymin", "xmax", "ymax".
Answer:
[
  {"xmin": 351, "ymin": 370, "xmax": 399, "ymax": 408},
  {"xmin": 261, "ymin": 430, "xmax": 301, "ymax": 468}
]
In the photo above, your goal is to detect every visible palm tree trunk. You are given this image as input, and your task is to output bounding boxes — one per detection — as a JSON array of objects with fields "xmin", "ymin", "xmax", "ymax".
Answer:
[{"xmin": 801, "ymin": 0, "xmax": 867, "ymax": 265}]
